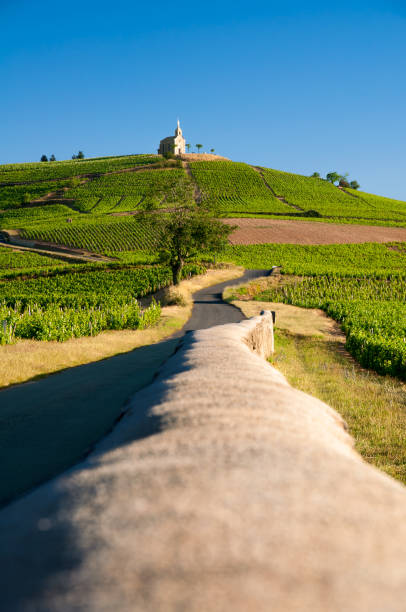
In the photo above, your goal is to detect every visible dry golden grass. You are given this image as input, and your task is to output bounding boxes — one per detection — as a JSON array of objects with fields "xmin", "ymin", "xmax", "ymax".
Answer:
[
  {"xmin": 229, "ymin": 292, "xmax": 406, "ymax": 486},
  {"xmin": 233, "ymin": 299, "xmax": 345, "ymax": 341},
  {"xmin": 0, "ymin": 267, "xmax": 244, "ymax": 388}
]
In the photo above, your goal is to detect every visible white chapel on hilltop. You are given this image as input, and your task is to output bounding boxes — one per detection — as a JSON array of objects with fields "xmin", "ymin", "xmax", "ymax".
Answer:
[{"xmin": 158, "ymin": 120, "xmax": 186, "ymax": 155}]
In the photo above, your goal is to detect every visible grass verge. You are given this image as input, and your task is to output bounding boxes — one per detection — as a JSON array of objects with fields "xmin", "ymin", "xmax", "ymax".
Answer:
[{"xmin": 232, "ymin": 298, "xmax": 406, "ymax": 486}]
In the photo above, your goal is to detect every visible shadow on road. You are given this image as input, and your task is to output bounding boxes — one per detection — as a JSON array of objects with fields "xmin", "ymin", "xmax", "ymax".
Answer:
[
  {"xmin": 0, "ymin": 338, "xmax": 179, "ymax": 507},
  {"xmin": 0, "ymin": 268, "xmax": 269, "ymax": 507}
]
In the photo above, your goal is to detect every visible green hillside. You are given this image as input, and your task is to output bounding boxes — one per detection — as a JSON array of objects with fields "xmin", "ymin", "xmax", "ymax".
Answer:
[{"xmin": 1, "ymin": 154, "xmax": 406, "ymax": 255}]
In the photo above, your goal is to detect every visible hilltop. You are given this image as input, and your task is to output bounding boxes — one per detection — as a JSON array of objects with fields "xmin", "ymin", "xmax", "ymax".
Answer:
[{"xmin": 1, "ymin": 153, "xmax": 406, "ymax": 255}]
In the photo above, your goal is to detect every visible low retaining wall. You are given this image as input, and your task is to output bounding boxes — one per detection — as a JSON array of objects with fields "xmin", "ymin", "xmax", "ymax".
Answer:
[{"xmin": 1, "ymin": 312, "xmax": 406, "ymax": 611}]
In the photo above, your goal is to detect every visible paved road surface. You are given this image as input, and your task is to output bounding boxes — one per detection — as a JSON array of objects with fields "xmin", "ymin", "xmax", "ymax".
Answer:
[
  {"xmin": 0, "ymin": 269, "xmax": 268, "ymax": 507},
  {"xmin": 183, "ymin": 268, "xmax": 268, "ymax": 332}
]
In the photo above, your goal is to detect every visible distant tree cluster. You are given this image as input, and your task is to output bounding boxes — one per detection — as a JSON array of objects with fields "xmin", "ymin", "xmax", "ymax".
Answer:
[
  {"xmin": 40, "ymin": 151, "xmax": 85, "ymax": 162},
  {"xmin": 310, "ymin": 171, "xmax": 360, "ymax": 190}
]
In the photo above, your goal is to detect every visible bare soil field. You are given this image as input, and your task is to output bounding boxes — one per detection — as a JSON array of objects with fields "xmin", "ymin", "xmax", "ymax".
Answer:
[
  {"xmin": 224, "ymin": 218, "xmax": 406, "ymax": 244},
  {"xmin": 177, "ymin": 153, "xmax": 230, "ymax": 161}
]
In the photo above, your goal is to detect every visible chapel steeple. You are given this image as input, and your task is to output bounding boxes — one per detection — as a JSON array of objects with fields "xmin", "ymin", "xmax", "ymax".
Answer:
[
  {"xmin": 158, "ymin": 119, "xmax": 186, "ymax": 156},
  {"xmin": 175, "ymin": 119, "xmax": 182, "ymax": 137}
]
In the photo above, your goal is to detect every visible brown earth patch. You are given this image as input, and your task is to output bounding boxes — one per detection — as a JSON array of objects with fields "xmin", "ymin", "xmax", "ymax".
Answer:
[
  {"xmin": 177, "ymin": 153, "xmax": 230, "ymax": 161},
  {"xmin": 224, "ymin": 218, "xmax": 406, "ymax": 244}
]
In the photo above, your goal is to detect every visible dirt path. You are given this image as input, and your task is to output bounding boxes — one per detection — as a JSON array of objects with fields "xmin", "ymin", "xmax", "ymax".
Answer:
[
  {"xmin": 1, "ymin": 230, "xmax": 113, "ymax": 263},
  {"xmin": 183, "ymin": 161, "xmax": 202, "ymax": 204},
  {"xmin": 252, "ymin": 166, "xmax": 304, "ymax": 211},
  {"xmin": 224, "ymin": 217, "xmax": 406, "ymax": 244}
]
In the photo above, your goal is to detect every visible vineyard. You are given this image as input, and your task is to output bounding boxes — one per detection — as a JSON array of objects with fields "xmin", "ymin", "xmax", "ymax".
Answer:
[
  {"xmin": 21, "ymin": 216, "xmax": 160, "ymax": 252},
  {"xmin": 249, "ymin": 274, "xmax": 406, "ymax": 380},
  {"xmin": 261, "ymin": 168, "xmax": 406, "ymax": 223},
  {"xmin": 0, "ymin": 155, "xmax": 160, "ymax": 185},
  {"xmin": 1, "ymin": 155, "xmax": 405, "ymax": 258},
  {"xmin": 67, "ymin": 167, "xmax": 193, "ymax": 213},
  {"xmin": 346, "ymin": 188, "xmax": 406, "ymax": 219},
  {"xmin": 189, "ymin": 161, "xmax": 292, "ymax": 214},
  {"xmin": 0, "ymin": 263, "xmax": 205, "ymax": 343},
  {"xmin": 220, "ymin": 242, "xmax": 406, "ymax": 275},
  {"xmin": 0, "ymin": 180, "xmax": 71, "ymax": 210},
  {"xmin": 0, "ymin": 245, "xmax": 74, "ymax": 278}
]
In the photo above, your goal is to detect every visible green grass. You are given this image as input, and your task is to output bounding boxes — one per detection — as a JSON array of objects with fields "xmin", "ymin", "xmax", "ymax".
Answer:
[{"xmin": 273, "ymin": 330, "xmax": 406, "ymax": 484}]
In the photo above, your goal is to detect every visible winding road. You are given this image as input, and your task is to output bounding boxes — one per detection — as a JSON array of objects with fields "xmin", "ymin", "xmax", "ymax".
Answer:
[{"xmin": 0, "ymin": 268, "xmax": 268, "ymax": 507}]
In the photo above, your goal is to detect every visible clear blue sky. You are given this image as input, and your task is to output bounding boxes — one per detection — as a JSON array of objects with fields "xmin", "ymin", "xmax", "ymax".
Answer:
[{"xmin": 1, "ymin": 0, "xmax": 405, "ymax": 199}]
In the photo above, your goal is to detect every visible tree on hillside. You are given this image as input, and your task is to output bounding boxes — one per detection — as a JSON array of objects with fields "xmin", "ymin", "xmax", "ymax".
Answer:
[
  {"xmin": 339, "ymin": 177, "xmax": 350, "ymax": 188},
  {"xmin": 326, "ymin": 171, "xmax": 341, "ymax": 185},
  {"xmin": 77, "ymin": 151, "xmax": 85, "ymax": 159},
  {"xmin": 150, "ymin": 207, "xmax": 234, "ymax": 284},
  {"xmin": 196, "ymin": 144, "xmax": 203, "ymax": 153},
  {"xmin": 49, "ymin": 154, "xmax": 56, "ymax": 162},
  {"xmin": 310, "ymin": 172, "xmax": 320, "ymax": 178},
  {"xmin": 186, "ymin": 143, "xmax": 191, "ymax": 153},
  {"xmin": 40, "ymin": 155, "xmax": 48, "ymax": 162},
  {"xmin": 210, "ymin": 148, "xmax": 215, "ymax": 154},
  {"xmin": 350, "ymin": 180, "xmax": 360, "ymax": 190}
]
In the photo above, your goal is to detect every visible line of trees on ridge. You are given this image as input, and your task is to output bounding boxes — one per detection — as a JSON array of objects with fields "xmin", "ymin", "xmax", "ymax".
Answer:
[
  {"xmin": 311, "ymin": 171, "xmax": 360, "ymax": 190},
  {"xmin": 40, "ymin": 151, "xmax": 85, "ymax": 162}
]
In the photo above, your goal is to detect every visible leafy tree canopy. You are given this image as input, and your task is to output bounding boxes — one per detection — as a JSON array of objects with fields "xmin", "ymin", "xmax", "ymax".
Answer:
[{"xmin": 150, "ymin": 207, "xmax": 234, "ymax": 284}]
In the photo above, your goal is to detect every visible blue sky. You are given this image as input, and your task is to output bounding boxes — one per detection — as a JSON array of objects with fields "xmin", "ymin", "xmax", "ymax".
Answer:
[{"xmin": 1, "ymin": 0, "xmax": 405, "ymax": 199}]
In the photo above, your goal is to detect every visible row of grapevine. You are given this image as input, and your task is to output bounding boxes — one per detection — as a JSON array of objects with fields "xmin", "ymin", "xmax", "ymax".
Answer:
[
  {"xmin": 253, "ymin": 274, "xmax": 406, "ymax": 379},
  {"xmin": 0, "ymin": 245, "xmax": 65, "ymax": 273},
  {"xmin": 0, "ymin": 299, "xmax": 161, "ymax": 343},
  {"xmin": 220, "ymin": 242, "xmax": 406, "ymax": 276},
  {"xmin": 0, "ymin": 204, "xmax": 79, "ymax": 229},
  {"xmin": 21, "ymin": 217, "xmax": 160, "ymax": 252},
  {"xmin": 189, "ymin": 161, "xmax": 291, "ymax": 213},
  {"xmin": 346, "ymin": 189, "xmax": 406, "ymax": 219},
  {"xmin": 0, "ymin": 155, "xmax": 161, "ymax": 184},
  {"xmin": 261, "ymin": 168, "xmax": 406, "ymax": 222},
  {"xmin": 0, "ymin": 180, "xmax": 70, "ymax": 210},
  {"xmin": 66, "ymin": 168, "xmax": 192, "ymax": 213},
  {"xmin": 0, "ymin": 263, "xmax": 205, "ymax": 343}
]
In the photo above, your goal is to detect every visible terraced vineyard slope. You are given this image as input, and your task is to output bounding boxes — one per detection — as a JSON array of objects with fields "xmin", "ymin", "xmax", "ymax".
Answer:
[
  {"xmin": 1, "ymin": 154, "xmax": 406, "ymax": 259},
  {"xmin": 261, "ymin": 168, "xmax": 406, "ymax": 224},
  {"xmin": 189, "ymin": 161, "xmax": 291, "ymax": 214}
]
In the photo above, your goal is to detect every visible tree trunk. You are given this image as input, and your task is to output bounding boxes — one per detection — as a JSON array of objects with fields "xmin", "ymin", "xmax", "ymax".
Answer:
[{"xmin": 172, "ymin": 261, "xmax": 183, "ymax": 285}]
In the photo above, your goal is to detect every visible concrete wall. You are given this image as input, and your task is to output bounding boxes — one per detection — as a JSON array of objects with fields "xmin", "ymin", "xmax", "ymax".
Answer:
[{"xmin": 1, "ymin": 312, "xmax": 406, "ymax": 611}]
